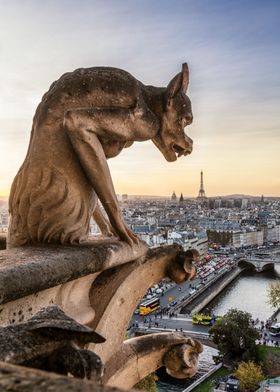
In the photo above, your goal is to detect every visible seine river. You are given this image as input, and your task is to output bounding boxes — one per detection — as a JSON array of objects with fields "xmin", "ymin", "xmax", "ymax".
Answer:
[
  {"xmin": 205, "ymin": 264, "xmax": 280, "ymax": 320},
  {"xmin": 157, "ymin": 264, "xmax": 280, "ymax": 391}
]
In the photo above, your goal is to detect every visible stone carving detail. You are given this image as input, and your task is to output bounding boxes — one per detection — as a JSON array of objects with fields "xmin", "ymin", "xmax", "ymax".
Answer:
[
  {"xmin": 166, "ymin": 249, "xmax": 199, "ymax": 283},
  {"xmin": 0, "ymin": 306, "xmax": 105, "ymax": 382},
  {"xmin": 8, "ymin": 64, "xmax": 193, "ymax": 248},
  {"xmin": 163, "ymin": 337, "xmax": 203, "ymax": 379}
]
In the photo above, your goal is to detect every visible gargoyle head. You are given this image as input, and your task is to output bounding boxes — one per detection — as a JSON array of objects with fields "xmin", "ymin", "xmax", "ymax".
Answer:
[
  {"xmin": 163, "ymin": 336, "xmax": 203, "ymax": 379},
  {"xmin": 152, "ymin": 63, "xmax": 193, "ymax": 162},
  {"xmin": 166, "ymin": 249, "xmax": 199, "ymax": 284}
]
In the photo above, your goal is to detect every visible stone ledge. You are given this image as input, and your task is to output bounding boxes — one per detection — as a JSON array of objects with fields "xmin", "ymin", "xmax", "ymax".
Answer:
[
  {"xmin": 0, "ymin": 238, "xmax": 147, "ymax": 305},
  {"xmin": 0, "ymin": 361, "xmax": 137, "ymax": 391}
]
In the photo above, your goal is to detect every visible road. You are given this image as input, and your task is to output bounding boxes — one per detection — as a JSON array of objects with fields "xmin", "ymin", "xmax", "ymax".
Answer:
[
  {"xmin": 132, "ymin": 314, "xmax": 210, "ymax": 334},
  {"xmin": 130, "ymin": 315, "xmax": 280, "ymax": 346},
  {"xmin": 133, "ymin": 264, "xmax": 231, "ymax": 316}
]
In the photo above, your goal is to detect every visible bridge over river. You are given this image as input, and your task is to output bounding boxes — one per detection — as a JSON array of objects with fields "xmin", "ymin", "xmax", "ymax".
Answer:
[{"xmin": 238, "ymin": 249, "xmax": 280, "ymax": 272}]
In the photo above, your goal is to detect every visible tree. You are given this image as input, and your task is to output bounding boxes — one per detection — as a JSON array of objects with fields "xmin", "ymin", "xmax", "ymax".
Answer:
[
  {"xmin": 209, "ymin": 309, "xmax": 259, "ymax": 362},
  {"xmin": 235, "ymin": 361, "xmax": 264, "ymax": 391},
  {"xmin": 267, "ymin": 280, "xmax": 280, "ymax": 309},
  {"xmin": 261, "ymin": 349, "xmax": 280, "ymax": 377},
  {"xmin": 134, "ymin": 373, "xmax": 158, "ymax": 392}
]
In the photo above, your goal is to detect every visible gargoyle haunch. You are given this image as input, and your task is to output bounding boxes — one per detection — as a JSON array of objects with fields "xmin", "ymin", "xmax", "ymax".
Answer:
[{"xmin": 8, "ymin": 64, "xmax": 193, "ymax": 248}]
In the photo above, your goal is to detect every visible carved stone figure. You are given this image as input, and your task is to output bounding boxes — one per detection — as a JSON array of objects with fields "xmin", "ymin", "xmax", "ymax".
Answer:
[
  {"xmin": 166, "ymin": 249, "xmax": 199, "ymax": 284},
  {"xmin": 0, "ymin": 306, "xmax": 105, "ymax": 382},
  {"xmin": 8, "ymin": 64, "xmax": 193, "ymax": 248},
  {"xmin": 163, "ymin": 337, "xmax": 203, "ymax": 379}
]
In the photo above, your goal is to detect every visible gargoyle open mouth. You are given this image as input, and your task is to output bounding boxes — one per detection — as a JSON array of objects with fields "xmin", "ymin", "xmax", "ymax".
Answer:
[{"xmin": 172, "ymin": 144, "xmax": 192, "ymax": 158}]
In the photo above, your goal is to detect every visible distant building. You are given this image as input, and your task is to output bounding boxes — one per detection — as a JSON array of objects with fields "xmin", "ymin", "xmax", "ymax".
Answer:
[
  {"xmin": 208, "ymin": 228, "xmax": 264, "ymax": 248},
  {"xmin": 241, "ymin": 198, "xmax": 248, "ymax": 209},
  {"xmin": 197, "ymin": 170, "xmax": 207, "ymax": 198},
  {"xmin": 197, "ymin": 171, "xmax": 208, "ymax": 206},
  {"xmin": 214, "ymin": 199, "xmax": 222, "ymax": 209},
  {"xmin": 122, "ymin": 194, "xmax": 128, "ymax": 201},
  {"xmin": 171, "ymin": 191, "xmax": 177, "ymax": 201},
  {"xmin": 179, "ymin": 193, "xmax": 184, "ymax": 202}
]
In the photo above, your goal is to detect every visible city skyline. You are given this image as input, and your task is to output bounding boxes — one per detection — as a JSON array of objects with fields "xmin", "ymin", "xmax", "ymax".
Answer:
[{"xmin": 0, "ymin": 0, "xmax": 280, "ymax": 197}]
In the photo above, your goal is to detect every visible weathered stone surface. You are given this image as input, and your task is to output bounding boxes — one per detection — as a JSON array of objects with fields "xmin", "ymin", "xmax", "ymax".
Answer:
[
  {"xmin": 8, "ymin": 64, "xmax": 193, "ymax": 248},
  {"xmin": 0, "ymin": 234, "xmax": 6, "ymax": 250},
  {"xmin": 104, "ymin": 332, "xmax": 203, "ymax": 389},
  {"xmin": 0, "ymin": 238, "xmax": 146, "ymax": 305},
  {"xmin": 0, "ymin": 361, "xmax": 136, "ymax": 391},
  {"xmin": 0, "ymin": 242, "xmax": 202, "ymax": 388},
  {"xmin": 0, "ymin": 306, "xmax": 105, "ymax": 382},
  {"xmin": 89, "ymin": 245, "xmax": 198, "ymax": 363},
  {"xmin": 163, "ymin": 337, "xmax": 203, "ymax": 379}
]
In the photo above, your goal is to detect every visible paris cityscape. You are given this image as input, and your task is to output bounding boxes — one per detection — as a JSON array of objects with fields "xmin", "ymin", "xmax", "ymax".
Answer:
[{"xmin": 1, "ymin": 170, "xmax": 280, "ymax": 390}]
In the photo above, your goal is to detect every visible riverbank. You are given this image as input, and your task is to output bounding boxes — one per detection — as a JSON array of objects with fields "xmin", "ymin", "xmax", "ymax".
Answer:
[
  {"xmin": 190, "ymin": 367, "xmax": 231, "ymax": 392},
  {"xmin": 205, "ymin": 266, "xmax": 280, "ymax": 320},
  {"xmin": 182, "ymin": 363, "xmax": 223, "ymax": 392},
  {"xmin": 179, "ymin": 267, "xmax": 242, "ymax": 315}
]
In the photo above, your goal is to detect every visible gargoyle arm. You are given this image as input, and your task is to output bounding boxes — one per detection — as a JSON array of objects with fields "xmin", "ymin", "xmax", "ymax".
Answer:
[
  {"xmin": 92, "ymin": 202, "xmax": 117, "ymax": 237},
  {"xmin": 64, "ymin": 106, "xmax": 158, "ymax": 245}
]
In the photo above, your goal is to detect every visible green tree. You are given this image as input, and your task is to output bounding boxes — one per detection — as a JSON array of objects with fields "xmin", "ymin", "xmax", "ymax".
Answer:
[
  {"xmin": 134, "ymin": 373, "xmax": 158, "ymax": 392},
  {"xmin": 261, "ymin": 349, "xmax": 280, "ymax": 377},
  {"xmin": 235, "ymin": 361, "xmax": 264, "ymax": 391},
  {"xmin": 267, "ymin": 280, "xmax": 280, "ymax": 309},
  {"xmin": 209, "ymin": 309, "xmax": 259, "ymax": 362}
]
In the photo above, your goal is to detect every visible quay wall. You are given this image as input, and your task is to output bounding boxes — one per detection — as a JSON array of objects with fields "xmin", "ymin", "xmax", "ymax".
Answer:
[
  {"xmin": 182, "ymin": 363, "xmax": 223, "ymax": 392},
  {"xmin": 191, "ymin": 267, "xmax": 242, "ymax": 313},
  {"xmin": 179, "ymin": 267, "xmax": 243, "ymax": 315}
]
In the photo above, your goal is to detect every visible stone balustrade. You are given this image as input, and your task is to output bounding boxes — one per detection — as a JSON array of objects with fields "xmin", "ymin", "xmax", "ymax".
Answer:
[{"xmin": 0, "ymin": 238, "xmax": 202, "ymax": 390}]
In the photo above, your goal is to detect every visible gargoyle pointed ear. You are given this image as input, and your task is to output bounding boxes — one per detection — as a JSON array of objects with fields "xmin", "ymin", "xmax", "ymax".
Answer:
[
  {"xmin": 181, "ymin": 62, "xmax": 189, "ymax": 93},
  {"xmin": 166, "ymin": 63, "xmax": 189, "ymax": 102}
]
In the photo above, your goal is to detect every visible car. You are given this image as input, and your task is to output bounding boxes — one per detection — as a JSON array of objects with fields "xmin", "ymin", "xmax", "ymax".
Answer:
[{"xmin": 170, "ymin": 300, "xmax": 178, "ymax": 306}]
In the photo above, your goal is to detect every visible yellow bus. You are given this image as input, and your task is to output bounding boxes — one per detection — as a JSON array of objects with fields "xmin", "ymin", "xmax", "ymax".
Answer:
[
  {"xmin": 139, "ymin": 298, "xmax": 160, "ymax": 316},
  {"xmin": 192, "ymin": 314, "xmax": 222, "ymax": 326}
]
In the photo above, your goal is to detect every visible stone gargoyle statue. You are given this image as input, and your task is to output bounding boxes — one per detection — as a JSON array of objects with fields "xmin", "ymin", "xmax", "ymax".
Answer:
[
  {"xmin": 8, "ymin": 64, "xmax": 193, "ymax": 248},
  {"xmin": 0, "ymin": 306, "xmax": 105, "ymax": 382},
  {"xmin": 163, "ymin": 336, "xmax": 203, "ymax": 379}
]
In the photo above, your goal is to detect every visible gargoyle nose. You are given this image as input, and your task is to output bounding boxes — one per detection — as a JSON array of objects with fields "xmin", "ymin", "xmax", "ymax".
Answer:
[{"xmin": 185, "ymin": 135, "xmax": 193, "ymax": 152}]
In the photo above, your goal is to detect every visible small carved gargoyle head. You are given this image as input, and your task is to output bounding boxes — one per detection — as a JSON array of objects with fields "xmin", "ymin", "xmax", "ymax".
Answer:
[
  {"xmin": 152, "ymin": 63, "xmax": 193, "ymax": 162},
  {"xmin": 163, "ymin": 336, "xmax": 203, "ymax": 379},
  {"xmin": 167, "ymin": 249, "xmax": 199, "ymax": 284}
]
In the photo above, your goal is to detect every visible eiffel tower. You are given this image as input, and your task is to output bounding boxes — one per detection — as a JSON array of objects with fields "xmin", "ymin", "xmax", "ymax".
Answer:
[{"xmin": 197, "ymin": 170, "xmax": 207, "ymax": 200}]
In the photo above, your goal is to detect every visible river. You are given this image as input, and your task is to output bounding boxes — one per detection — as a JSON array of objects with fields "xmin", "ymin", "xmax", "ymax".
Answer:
[
  {"xmin": 157, "ymin": 264, "xmax": 280, "ymax": 391},
  {"xmin": 204, "ymin": 264, "xmax": 280, "ymax": 320}
]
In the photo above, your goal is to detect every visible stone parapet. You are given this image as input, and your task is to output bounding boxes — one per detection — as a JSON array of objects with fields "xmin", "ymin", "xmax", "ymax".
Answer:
[
  {"xmin": 0, "ymin": 238, "xmax": 147, "ymax": 305},
  {"xmin": 0, "ymin": 361, "xmax": 137, "ymax": 392},
  {"xmin": 0, "ymin": 241, "xmax": 202, "ymax": 389}
]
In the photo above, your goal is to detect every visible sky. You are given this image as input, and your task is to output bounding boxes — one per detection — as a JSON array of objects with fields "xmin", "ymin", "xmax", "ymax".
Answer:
[{"xmin": 0, "ymin": 0, "xmax": 280, "ymax": 197}]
